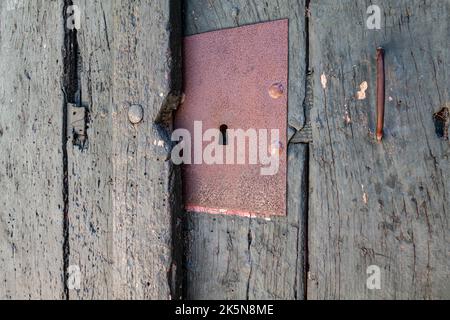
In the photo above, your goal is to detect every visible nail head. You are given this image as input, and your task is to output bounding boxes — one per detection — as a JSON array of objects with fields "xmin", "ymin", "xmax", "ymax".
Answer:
[
  {"xmin": 128, "ymin": 105, "xmax": 144, "ymax": 124},
  {"xmin": 269, "ymin": 83, "xmax": 284, "ymax": 99}
]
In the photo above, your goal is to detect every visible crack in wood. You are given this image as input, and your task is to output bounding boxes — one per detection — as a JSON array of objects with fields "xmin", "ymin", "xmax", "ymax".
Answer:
[{"xmin": 62, "ymin": 0, "xmax": 81, "ymax": 300}]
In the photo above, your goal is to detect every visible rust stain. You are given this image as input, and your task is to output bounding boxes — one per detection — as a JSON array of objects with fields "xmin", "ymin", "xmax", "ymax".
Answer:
[{"xmin": 175, "ymin": 20, "xmax": 288, "ymax": 217}]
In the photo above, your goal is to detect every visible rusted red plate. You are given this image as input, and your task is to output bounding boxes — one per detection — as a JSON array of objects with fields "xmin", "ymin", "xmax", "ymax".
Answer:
[{"xmin": 175, "ymin": 20, "xmax": 288, "ymax": 217}]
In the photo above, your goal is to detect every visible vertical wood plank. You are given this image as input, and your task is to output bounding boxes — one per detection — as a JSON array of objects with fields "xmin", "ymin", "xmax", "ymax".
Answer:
[
  {"xmin": 183, "ymin": 0, "xmax": 308, "ymax": 299},
  {"xmin": 308, "ymin": 0, "xmax": 450, "ymax": 299},
  {"xmin": 67, "ymin": 0, "xmax": 114, "ymax": 299},
  {"xmin": 68, "ymin": 0, "xmax": 182, "ymax": 299},
  {"xmin": 0, "ymin": 1, "xmax": 65, "ymax": 299}
]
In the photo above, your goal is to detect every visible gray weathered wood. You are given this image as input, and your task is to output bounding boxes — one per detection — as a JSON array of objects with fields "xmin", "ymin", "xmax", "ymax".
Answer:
[
  {"xmin": 0, "ymin": 1, "xmax": 65, "ymax": 299},
  {"xmin": 1, "ymin": 0, "xmax": 448, "ymax": 301},
  {"xmin": 68, "ymin": 0, "xmax": 182, "ymax": 299},
  {"xmin": 308, "ymin": 0, "xmax": 450, "ymax": 299},
  {"xmin": 183, "ymin": 0, "xmax": 308, "ymax": 299}
]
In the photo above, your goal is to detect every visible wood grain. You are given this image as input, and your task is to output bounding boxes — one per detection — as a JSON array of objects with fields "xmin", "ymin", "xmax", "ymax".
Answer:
[
  {"xmin": 308, "ymin": 0, "xmax": 450, "ymax": 299},
  {"xmin": 0, "ymin": 1, "xmax": 65, "ymax": 299},
  {"xmin": 183, "ymin": 0, "xmax": 308, "ymax": 300}
]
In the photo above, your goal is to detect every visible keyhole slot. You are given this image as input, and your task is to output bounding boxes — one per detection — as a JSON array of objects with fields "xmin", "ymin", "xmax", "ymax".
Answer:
[{"xmin": 219, "ymin": 124, "xmax": 228, "ymax": 145}]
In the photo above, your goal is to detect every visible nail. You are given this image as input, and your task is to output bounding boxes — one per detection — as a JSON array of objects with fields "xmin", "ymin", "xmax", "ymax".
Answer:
[
  {"xmin": 268, "ymin": 83, "xmax": 284, "ymax": 99},
  {"xmin": 376, "ymin": 47, "xmax": 385, "ymax": 142},
  {"xmin": 128, "ymin": 104, "xmax": 144, "ymax": 124}
]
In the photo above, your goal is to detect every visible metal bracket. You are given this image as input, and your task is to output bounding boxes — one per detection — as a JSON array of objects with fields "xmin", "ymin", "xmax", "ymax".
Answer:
[{"xmin": 175, "ymin": 20, "xmax": 288, "ymax": 217}]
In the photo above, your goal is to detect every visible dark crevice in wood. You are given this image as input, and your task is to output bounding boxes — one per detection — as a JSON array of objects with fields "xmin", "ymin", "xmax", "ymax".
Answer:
[
  {"xmin": 181, "ymin": 212, "xmax": 189, "ymax": 300},
  {"xmin": 180, "ymin": 0, "xmax": 189, "ymax": 298},
  {"xmin": 69, "ymin": 103, "xmax": 90, "ymax": 151},
  {"xmin": 289, "ymin": 0, "xmax": 313, "ymax": 146},
  {"xmin": 246, "ymin": 223, "xmax": 253, "ymax": 300},
  {"xmin": 433, "ymin": 107, "xmax": 449, "ymax": 140},
  {"xmin": 155, "ymin": 0, "xmax": 183, "ymax": 128},
  {"xmin": 62, "ymin": 0, "xmax": 81, "ymax": 300},
  {"xmin": 169, "ymin": 164, "xmax": 184, "ymax": 299},
  {"xmin": 302, "ymin": 146, "xmax": 310, "ymax": 300},
  {"xmin": 63, "ymin": 2, "xmax": 80, "ymax": 105},
  {"xmin": 303, "ymin": 0, "xmax": 311, "ymax": 301},
  {"xmin": 289, "ymin": 71, "xmax": 313, "ymax": 145},
  {"xmin": 166, "ymin": 0, "xmax": 184, "ymax": 300}
]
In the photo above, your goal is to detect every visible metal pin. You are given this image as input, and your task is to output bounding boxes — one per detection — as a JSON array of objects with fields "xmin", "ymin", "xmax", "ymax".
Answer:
[
  {"xmin": 268, "ymin": 83, "xmax": 284, "ymax": 99},
  {"xmin": 128, "ymin": 104, "xmax": 144, "ymax": 124},
  {"xmin": 376, "ymin": 47, "xmax": 385, "ymax": 142}
]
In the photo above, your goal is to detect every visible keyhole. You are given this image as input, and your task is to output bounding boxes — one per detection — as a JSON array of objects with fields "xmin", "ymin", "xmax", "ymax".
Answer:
[{"xmin": 219, "ymin": 124, "xmax": 228, "ymax": 145}]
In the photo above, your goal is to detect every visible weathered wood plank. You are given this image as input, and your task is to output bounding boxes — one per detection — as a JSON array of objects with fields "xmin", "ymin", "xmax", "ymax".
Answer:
[
  {"xmin": 183, "ymin": 0, "xmax": 307, "ymax": 300},
  {"xmin": 66, "ymin": 0, "xmax": 114, "ymax": 299},
  {"xmin": 0, "ymin": 1, "xmax": 65, "ymax": 299},
  {"xmin": 68, "ymin": 0, "xmax": 182, "ymax": 299},
  {"xmin": 308, "ymin": 0, "xmax": 450, "ymax": 299}
]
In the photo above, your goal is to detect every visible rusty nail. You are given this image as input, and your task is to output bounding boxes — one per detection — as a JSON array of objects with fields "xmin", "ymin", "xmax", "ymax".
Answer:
[
  {"xmin": 128, "ymin": 104, "xmax": 144, "ymax": 124},
  {"xmin": 376, "ymin": 47, "xmax": 385, "ymax": 142},
  {"xmin": 268, "ymin": 83, "xmax": 284, "ymax": 99}
]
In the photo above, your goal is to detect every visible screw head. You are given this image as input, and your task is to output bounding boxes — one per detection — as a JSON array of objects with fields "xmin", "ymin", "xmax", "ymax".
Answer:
[
  {"xmin": 268, "ymin": 83, "xmax": 284, "ymax": 99},
  {"xmin": 128, "ymin": 105, "xmax": 144, "ymax": 124}
]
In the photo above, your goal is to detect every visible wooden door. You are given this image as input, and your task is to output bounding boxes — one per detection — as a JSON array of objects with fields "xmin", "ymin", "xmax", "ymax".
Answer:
[{"xmin": 0, "ymin": 0, "xmax": 448, "ymax": 300}]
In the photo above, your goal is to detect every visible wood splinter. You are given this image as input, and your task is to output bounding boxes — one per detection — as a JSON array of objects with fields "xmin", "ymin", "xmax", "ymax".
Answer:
[{"xmin": 376, "ymin": 47, "xmax": 385, "ymax": 142}]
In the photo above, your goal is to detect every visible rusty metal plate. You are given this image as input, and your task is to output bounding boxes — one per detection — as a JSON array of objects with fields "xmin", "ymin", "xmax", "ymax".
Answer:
[{"xmin": 175, "ymin": 20, "xmax": 288, "ymax": 217}]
